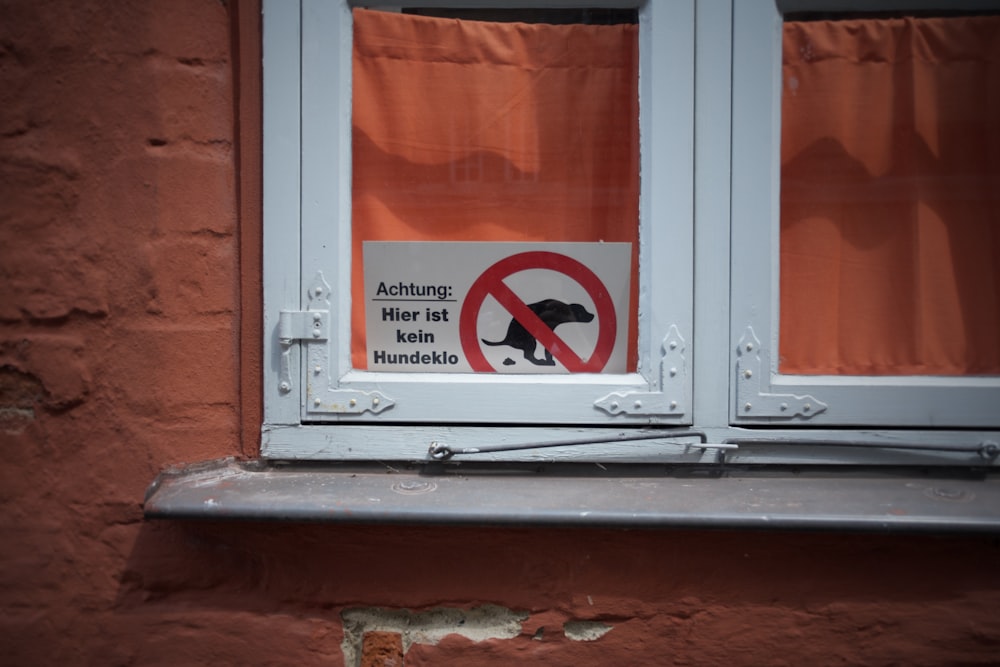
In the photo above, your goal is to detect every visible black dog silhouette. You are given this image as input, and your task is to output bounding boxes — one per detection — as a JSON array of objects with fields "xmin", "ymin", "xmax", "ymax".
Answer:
[{"xmin": 481, "ymin": 298, "xmax": 595, "ymax": 366}]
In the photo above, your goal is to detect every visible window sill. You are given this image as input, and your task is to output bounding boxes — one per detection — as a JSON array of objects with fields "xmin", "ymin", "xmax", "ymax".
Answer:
[{"xmin": 143, "ymin": 458, "xmax": 1000, "ymax": 532}]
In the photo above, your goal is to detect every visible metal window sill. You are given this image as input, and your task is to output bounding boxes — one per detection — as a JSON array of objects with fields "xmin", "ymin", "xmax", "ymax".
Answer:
[{"xmin": 143, "ymin": 458, "xmax": 1000, "ymax": 532}]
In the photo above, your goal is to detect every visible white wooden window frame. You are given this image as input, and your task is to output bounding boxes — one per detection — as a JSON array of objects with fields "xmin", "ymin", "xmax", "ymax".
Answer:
[
  {"xmin": 263, "ymin": 0, "xmax": 697, "ymax": 459},
  {"xmin": 729, "ymin": 0, "xmax": 1000, "ymax": 429},
  {"xmin": 262, "ymin": 0, "xmax": 1000, "ymax": 463}
]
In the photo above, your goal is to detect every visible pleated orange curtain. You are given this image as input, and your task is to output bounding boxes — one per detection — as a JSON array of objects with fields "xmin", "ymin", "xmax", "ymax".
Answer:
[
  {"xmin": 780, "ymin": 15, "xmax": 1000, "ymax": 375},
  {"xmin": 351, "ymin": 9, "xmax": 639, "ymax": 370}
]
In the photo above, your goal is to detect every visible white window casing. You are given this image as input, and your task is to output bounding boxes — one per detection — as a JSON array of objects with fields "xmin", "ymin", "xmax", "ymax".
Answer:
[{"xmin": 262, "ymin": 0, "xmax": 1000, "ymax": 463}]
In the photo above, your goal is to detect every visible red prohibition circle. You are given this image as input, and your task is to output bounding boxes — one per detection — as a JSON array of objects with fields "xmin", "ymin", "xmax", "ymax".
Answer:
[{"xmin": 459, "ymin": 251, "xmax": 617, "ymax": 373}]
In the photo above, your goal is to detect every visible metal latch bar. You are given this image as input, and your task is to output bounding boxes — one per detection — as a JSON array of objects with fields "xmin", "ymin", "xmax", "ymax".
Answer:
[{"xmin": 427, "ymin": 429, "xmax": 736, "ymax": 461}]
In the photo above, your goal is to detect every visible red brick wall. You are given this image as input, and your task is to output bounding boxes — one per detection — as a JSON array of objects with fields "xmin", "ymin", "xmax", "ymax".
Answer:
[{"xmin": 2, "ymin": 2, "xmax": 999, "ymax": 665}]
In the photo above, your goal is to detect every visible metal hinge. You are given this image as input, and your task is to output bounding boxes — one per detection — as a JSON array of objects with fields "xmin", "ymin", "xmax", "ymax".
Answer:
[
  {"xmin": 276, "ymin": 272, "xmax": 335, "ymax": 395},
  {"xmin": 593, "ymin": 325, "xmax": 689, "ymax": 418},
  {"xmin": 735, "ymin": 326, "xmax": 827, "ymax": 419},
  {"xmin": 278, "ymin": 272, "xmax": 394, "ymax": 416},
  {"xmin": 277, "ymin": 309, "xmax": 329, "ymax": 394}
]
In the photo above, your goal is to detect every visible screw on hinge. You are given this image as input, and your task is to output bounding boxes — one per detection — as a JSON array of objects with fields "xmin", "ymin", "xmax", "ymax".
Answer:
[{"xmin": 981, "ymin": 441, "xmax": 999, "ymax": 461}]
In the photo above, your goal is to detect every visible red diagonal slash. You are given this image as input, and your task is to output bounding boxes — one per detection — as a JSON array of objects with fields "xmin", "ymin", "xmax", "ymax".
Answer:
[
  {"xmin": 486, "ymin": 279, "xmax": 588, "ymax": 372},
  {"xmin": 460, "ymin": 251, "xmax": 617, "ymax": 373}
]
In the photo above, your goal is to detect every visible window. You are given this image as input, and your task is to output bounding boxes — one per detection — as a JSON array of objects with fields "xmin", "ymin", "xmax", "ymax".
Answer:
[
  {"xmin": 262, "ymin": 0, "xmax": 999, "ymax": 464},
  {"xmin": 264, "ymin": 0, "xmax": 697, "ymax": 459},
  {"xmin": 731, "ymin": 0, "xmax": 1000, "ymax": 429}
]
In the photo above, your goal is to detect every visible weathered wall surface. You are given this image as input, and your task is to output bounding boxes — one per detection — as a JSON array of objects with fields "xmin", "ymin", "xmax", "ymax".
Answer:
[{"xmin": 2, "ymin": 1, "xmax": 1000, "ymax": 665}]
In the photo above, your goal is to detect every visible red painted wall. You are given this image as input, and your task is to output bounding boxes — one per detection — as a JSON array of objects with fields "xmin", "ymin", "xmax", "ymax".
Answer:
[{"xmin": 2, "ymin": 2, "xmax": 999, "ymax": 665}]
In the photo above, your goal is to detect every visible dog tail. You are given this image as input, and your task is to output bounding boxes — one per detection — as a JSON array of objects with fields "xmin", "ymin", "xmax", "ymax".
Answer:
[{"xmin": 481, "ymin": 338, "xmax": 504, "ymax": 346}]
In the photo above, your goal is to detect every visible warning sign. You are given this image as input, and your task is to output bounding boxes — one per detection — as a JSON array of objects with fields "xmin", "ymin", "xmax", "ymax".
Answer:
[{"xmin": 363, "ymin": 242, "xmax": 631, "ymax": 374}]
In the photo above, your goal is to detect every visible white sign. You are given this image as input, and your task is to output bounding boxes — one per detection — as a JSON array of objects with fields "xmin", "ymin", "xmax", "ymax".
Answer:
[{"xmin": 363, "ymin": 242, "xmax": 631, "ymax": 373}]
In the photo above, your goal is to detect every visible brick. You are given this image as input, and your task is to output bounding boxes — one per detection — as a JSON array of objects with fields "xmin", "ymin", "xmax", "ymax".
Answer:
[
  {"xmin": 144, "ymin": 0, "xmax": 231, "ymax": 62},
  {"xmin": 0, "ymin": 142, "xmax": 110, "ymax": 321},
  {"xmin": 147, "ymin": 60, "xmax": 233, "ymax": 143},
  {"xmin": 361, "ymin": 631, "xmax": 405, "ymax": 667},
  {"xmin": 107, "ymin": 325, "xmax": 237, "ymax": 412},
  {"xmin": 0, "ymin": 248, "xmax": 110, "ymax": 321},
  {"xmin": 148, "ymin": 152, "xmax": 237, "ymax": 236},
  {"xmin": 145, "ymin": 237, "xmax": 236, "ymax": 317},
  {"xmin": 0, "ymin": 334, "xmax": 90, "ymax": 407}
]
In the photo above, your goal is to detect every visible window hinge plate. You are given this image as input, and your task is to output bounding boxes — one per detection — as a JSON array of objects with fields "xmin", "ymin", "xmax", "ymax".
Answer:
[
  {"xmin": 285, "ymin": 272, "xmax": 396, "ymax": 416},
  {"xmin": 735, "ymin": 326, "xmax": 828, "ymax": 420},
  {"xmin": 306, "ymin": 388, "xmax": 395, "ymax": 415},
  {"xmin": 276, "ymin": 271, "xmax": 332, "ymax": 395},
  {"xmin": 277, "ymin": 309, "xmax": 329, "ymax": 394},
  {"xmin": 594, "ymin": 325, "xmax": 689, "ymax": 418}
]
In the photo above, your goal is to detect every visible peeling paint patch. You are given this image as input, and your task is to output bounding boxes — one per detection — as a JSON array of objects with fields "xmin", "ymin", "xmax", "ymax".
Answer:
[
  {"xmin": 0, "ymin": 406, "xmax": 35, "ymax": 434},
  {"xmin": 563, "ymin": 620, "xmax": 613, "ymax": 641},
  {"xmin": 341, "ymin": 605, "xmax": 527, "ymax": 667},
  {"xmin": 0, "ymin": 366, "xmax": 44, "ymax": 433}
]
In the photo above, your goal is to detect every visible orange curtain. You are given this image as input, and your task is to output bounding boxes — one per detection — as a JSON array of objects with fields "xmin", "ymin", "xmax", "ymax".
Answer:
[
  {"xmin": 351, "ymin": 9, "xmax": 639, "ymax": 370},
  {"xmin": 780, "ymin": 15, "xmax": 1000, "ymax": 375}
]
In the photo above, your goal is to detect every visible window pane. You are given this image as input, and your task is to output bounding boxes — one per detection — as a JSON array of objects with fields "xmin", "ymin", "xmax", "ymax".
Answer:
[
  {"xmin": 351, "ymin": 9, "xmax": 640, "ymax": 373},
  {"xmin": 779, "ymin": 14, "xmax": 1000, "ymax": 375}
]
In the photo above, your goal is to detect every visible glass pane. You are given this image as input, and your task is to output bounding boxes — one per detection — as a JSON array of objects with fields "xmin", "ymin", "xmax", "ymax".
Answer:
[
  {"xmin": 351, "ymin": 8, "xmax": 640, "ymax": 374},
  {"xmin": 779, "ymin": 13, "xmax": 1000, "ymax": 375}
]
